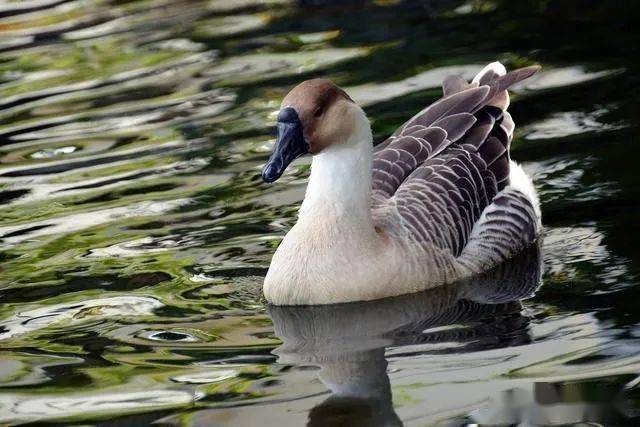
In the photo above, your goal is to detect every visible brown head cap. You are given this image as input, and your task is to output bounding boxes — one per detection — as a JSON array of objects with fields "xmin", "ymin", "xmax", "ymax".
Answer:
[{"xmin": 281, "ymin": 78, "xmax": 356, "ymax": 154}]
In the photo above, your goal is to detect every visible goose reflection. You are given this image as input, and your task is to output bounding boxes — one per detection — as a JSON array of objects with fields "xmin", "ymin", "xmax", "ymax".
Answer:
[{"xmin": 269, "ymin": 244, "xmax": 542, "ymax": 427}]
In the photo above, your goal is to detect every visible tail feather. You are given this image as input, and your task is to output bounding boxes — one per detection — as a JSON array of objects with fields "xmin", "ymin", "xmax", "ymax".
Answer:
[
  {"xmin": 472, "ymin": 61, "xmax": 507, "ymax": 84},
  {"xmin": 472, "ymin": 61, "xmax": 509, "ymax": 110},
  {"xmin": 444, "ymin": 61, "xmax": 540, "ymax": 191},
  {"xmin": 442, "ymin": 75, "xmax": 476, "ymax": 97}
]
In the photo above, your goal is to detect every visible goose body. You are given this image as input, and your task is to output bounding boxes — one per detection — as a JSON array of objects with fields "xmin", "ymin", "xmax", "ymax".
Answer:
[{"xmin": 262, "ymin": 62, "xmax": 541, "ymax": 305}]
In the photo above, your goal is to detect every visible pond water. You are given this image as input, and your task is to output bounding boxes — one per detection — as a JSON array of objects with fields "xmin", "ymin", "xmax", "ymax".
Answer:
[{"xmin": 1, "ymin": 0, "xmax": 640, "ymax": 425}]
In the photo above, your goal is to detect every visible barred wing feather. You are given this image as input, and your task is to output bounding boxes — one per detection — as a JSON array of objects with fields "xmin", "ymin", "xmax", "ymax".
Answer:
[{"xmin": 372, "ymin": 63, "xmax": 540, "ymax": 257}]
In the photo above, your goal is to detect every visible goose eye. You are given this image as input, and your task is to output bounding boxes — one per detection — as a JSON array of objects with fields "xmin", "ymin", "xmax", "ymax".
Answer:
[{"xmin": 313, "ymin": 107, "xmax": 323, "ymax": 117}]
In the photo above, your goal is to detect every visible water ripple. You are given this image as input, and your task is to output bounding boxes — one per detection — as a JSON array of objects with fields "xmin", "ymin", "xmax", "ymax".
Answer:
[{"xmin": 1, "ymin": 0, "xmax": 639, "ymax": 425}]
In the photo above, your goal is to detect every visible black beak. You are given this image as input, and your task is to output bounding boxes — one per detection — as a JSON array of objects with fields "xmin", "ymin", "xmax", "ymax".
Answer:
[{"xmin": 262, "ymin": 107, "xmax": 309, "ymax": 183}]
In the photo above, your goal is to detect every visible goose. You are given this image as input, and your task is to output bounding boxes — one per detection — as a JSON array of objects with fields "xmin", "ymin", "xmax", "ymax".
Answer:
[{"xmin": 262, "ymin": 62, "xmax": 541, "ymax": 305}]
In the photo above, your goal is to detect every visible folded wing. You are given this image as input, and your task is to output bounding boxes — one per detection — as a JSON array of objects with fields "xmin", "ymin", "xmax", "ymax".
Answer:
[{"xmin": 372, "ymin": 63, "xmax": 539, "ymax": 257}]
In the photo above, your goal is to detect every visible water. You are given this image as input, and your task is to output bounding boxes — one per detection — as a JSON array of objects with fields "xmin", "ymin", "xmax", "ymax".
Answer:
[{"xmin": 1, "ymin": 0, "xmax": 639, "ymax": 425}]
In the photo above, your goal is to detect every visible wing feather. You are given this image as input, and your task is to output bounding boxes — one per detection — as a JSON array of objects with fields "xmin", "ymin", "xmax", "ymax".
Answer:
[
  {"xmin": 442, "ymin": 75, "xmax": 476, "ymax": 96},
  {"xmin": 372, "ymin": 63, "xmax": 540, "ymax": 258}
]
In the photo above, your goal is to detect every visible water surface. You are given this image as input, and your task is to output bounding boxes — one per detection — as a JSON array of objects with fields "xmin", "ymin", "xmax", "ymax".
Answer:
[{"xmin": 1, "ymin": 0, "xmax": 640, "ymax": 425}]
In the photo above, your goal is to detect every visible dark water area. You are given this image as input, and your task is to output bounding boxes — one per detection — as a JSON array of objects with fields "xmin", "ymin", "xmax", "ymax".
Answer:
[{"xmin": 1, "ymin": 0, "xmax": 640, "ymax": 425}]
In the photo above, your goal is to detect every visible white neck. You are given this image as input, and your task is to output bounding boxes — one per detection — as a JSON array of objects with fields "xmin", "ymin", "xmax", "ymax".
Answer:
[{"xmin": 299, "ymin": 110, "xmax": 373, "ymax": 227}]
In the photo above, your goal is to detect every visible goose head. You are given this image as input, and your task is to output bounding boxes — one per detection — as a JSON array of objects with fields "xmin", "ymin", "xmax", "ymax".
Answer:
[{"xmin": 262, "ymin": 78, "xmax": 363, "ymax": 183}]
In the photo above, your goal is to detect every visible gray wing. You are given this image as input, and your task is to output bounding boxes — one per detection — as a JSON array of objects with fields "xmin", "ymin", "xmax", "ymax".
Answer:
[
  {"xmin": 391, "ymin": 145, "xmax": 497, "ymax": 257},
  {"xmin": 457, "ymin": 188, "xmax": 540, "ymax": 270},
  {"xmin": 372, "ymin": 65, "xmax": 539, "ymax": 257}
]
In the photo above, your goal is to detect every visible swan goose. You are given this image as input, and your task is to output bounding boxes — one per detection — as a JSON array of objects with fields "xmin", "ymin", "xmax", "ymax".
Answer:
[{"xmin": 262, "ymin": 62, "xmax": 541, "ymax": 305}]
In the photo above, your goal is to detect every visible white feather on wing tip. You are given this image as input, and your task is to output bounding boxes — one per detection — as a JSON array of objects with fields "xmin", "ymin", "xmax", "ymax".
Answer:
[
  {"xmin": 472, "ymin": 61, "xmax": 507, "ymax": 84},
  {"xmin": 507, "ymin": 160, "xmax": 541, "ymax": 223},
  {"xmin": 487, "ymin": 90, "xmax": 510, "ymax": 111}
]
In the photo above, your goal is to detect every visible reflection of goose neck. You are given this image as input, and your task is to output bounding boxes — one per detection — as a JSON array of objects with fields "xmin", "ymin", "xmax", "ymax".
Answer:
[
  {"xmin": 309, "ymin": 349, "xmax": 402, "ymax": 427},
  {"xmin": 318, "ymin": 349, "xmax": 390, "ymax": 399}
]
